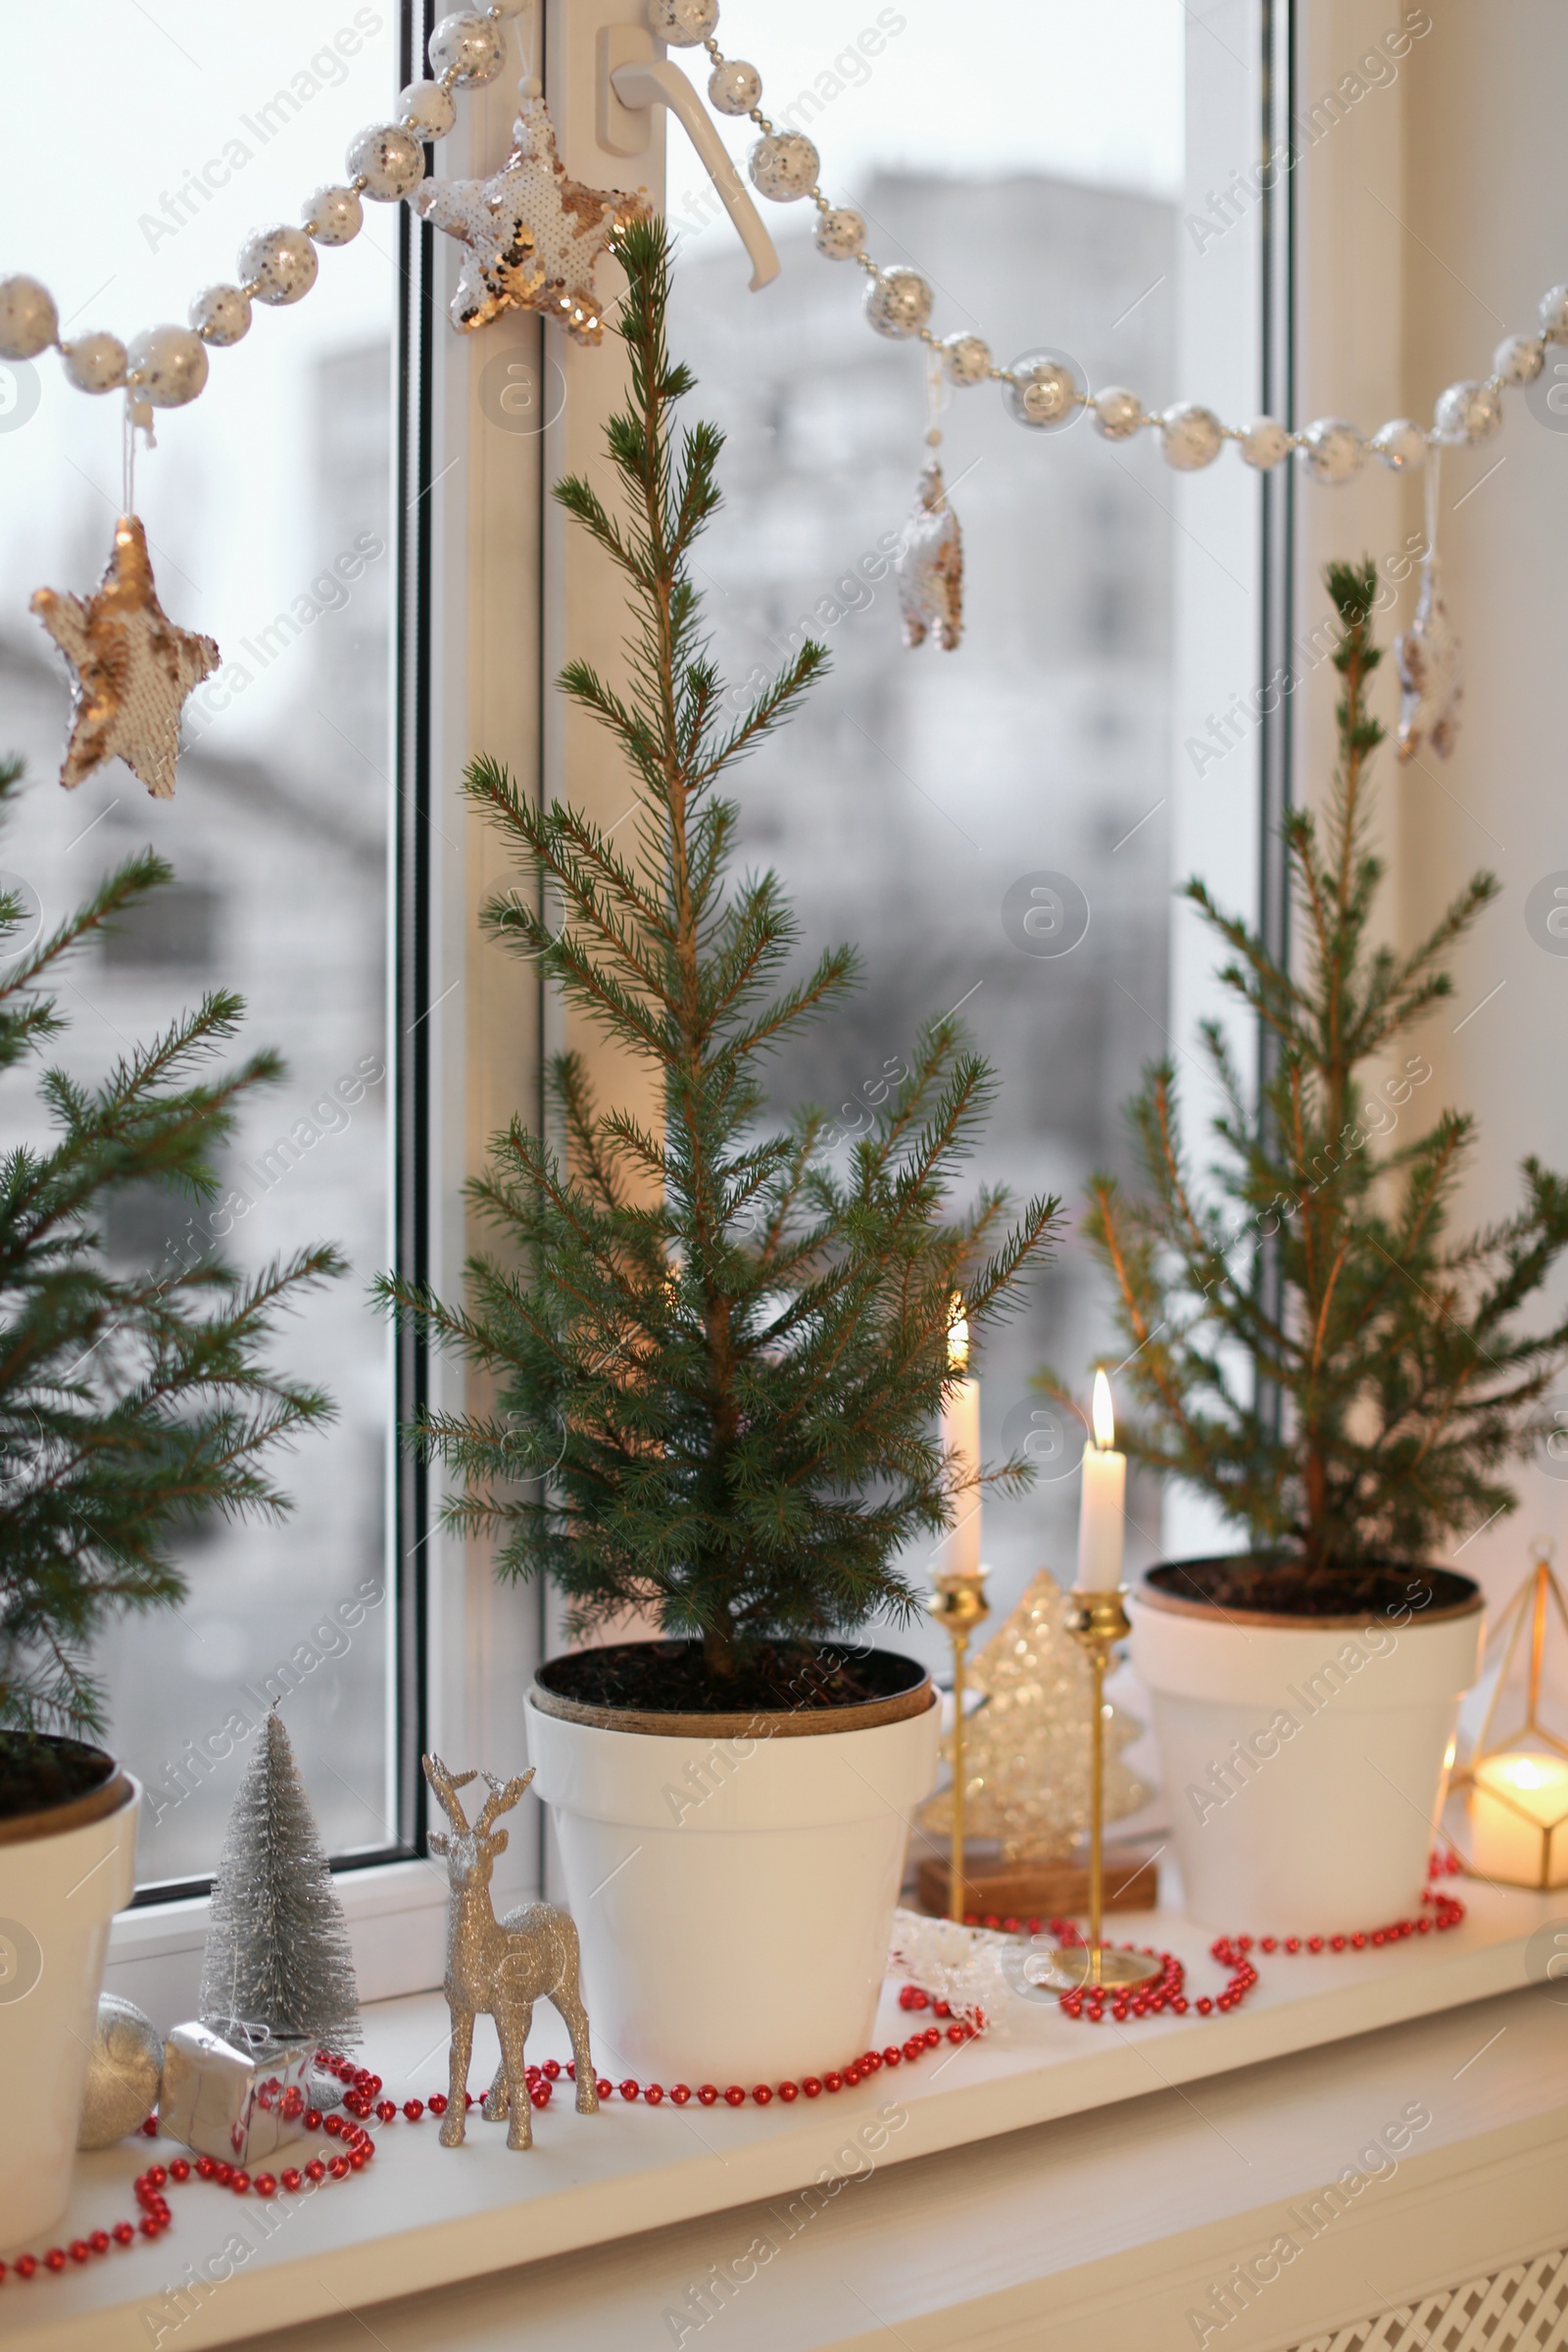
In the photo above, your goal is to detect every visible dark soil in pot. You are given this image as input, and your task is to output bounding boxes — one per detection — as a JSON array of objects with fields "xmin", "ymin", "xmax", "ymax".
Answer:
[
  {"xmin": 537, "ymin": 1639, "xmax": 925, "ymax": 1717},
  {"xmin": 1146, "ymin": 1555, "xmax": 1480, "ymax": 1619},
  {"xmin": 0, "ymin": 1731, "xmax": 118, "ymax": 1825}
]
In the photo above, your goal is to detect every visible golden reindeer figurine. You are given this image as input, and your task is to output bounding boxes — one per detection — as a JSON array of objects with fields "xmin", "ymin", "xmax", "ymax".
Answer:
[{"xmin": 422, "ymin": 1755, "xmax": 600, "ymax": 2150}]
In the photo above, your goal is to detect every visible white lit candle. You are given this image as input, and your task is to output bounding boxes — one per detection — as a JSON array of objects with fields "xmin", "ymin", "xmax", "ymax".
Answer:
[
  {"xmin": 937, "ymin": 1298, "xmax": 982, "ymax": 1581},
  {"xmin": 1075, "ymin": 1369, "xmax": 1126, "ymax": 1593},
  {"xmin": 1469, "ymin": 1751, "xmax": 1568, "ymax": 1888}
]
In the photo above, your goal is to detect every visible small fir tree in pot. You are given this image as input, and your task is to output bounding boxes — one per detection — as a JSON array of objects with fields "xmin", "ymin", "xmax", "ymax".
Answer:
[
  {"xmin": 0, "ymin": 762, "xmax": 343, "ymax": 1821},
  {"xmin": 378, "ymin": 220, "xmax": 1061, "ymax": 1713},
  {"xmin": 1047, "ymin": 561, "xmax": 1568, "ymax": 1617}
]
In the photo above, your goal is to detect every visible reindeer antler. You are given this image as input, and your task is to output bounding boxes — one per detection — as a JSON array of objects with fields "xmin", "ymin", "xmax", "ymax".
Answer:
[
  {"xmin": 474, "ymin": 1766, "xmax": 536, "ymax": 1838},
  {"xmin": 423, "ymin": 1753, "xmax": 479, "ymax": 1835}
]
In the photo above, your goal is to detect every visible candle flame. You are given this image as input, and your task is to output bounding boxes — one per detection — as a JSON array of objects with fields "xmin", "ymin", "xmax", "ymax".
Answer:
[
  {"xmin": 947, "ymin": 1293, "xmax": 969, "ymax": 1372},
  {"xmin": 1092, "ymin": 1369, "xmax": 1115, "ymax": 1451}
]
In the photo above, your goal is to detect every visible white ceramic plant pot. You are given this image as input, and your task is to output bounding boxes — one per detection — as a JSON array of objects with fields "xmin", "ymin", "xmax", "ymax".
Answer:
[
  {"xmin": 526, "ymin": 1663, "xmax": 939, "ymax": 2085},
  {"xmin": 1129, "ymin": 1573, "xmax": 1483, "ymax": 1932},
  {"xmin": 0, "ymin": 1757, "xmax": 139, "ymax": 2251}
]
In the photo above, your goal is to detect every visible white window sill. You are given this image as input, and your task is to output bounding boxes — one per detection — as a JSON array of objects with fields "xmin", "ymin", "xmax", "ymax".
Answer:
[
  {"xmin": 17, "ymin": 1882, "xmax": 1558, "ymax": 2352},
  {"xmin": 102, "ymin": 1856, "xmax": 514, "ymax": 2021}
]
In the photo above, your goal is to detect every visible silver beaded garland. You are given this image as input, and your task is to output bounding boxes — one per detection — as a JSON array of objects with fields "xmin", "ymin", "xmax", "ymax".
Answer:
[
  {"xmin": 399, "ymin": 78, "xmax": 458, "ymax": 140},
  {"xmin": 941, "ymin": 332, "xmax": 991, "ymax": 387},
  {"xmin": 1158, "ymin": 402, "xmax": 1224, "ymax": 469},
  {"xmin": 709, "ymin": 59, "xmax": 761, "ymax": 116},
  {"xmin": 304, "ymin": 185, "xmax": 365, "ymax": 246},
  {"xmin": 427, "ymin": 11, "xmax": 506, "ymax": 83},
  {"xmin": 814, "ymin": 207, "xmax": 865, "ymax": 261},
  {"xmin": 1538, "ymin": 283, "xmax": 1568, "ymax": 343},
  {"xmin": 864, "ymin": 269, "xmax": 934, "ymax": 341},
  {"xmin": 1370, "ymin": 416, "xmax": 1427, "ymax": 470},
  {"xmin": 647, "ymin": 0, "xmax": 720, "ymax": 42},
  {"xmin": 1493, "ymin": 332, "xmax": 1544, "ymax": 385},
  {"xmin": 126, "ymin": 322, "xmax": 209, "ymax": 409},
  {"xmin": 1434, "ymin": 377, "xmax": 1502, "ymax": 445},
  {"xmin": 346, "ymin": 124, "xmax": 426, "ymax": 203},
  {"xmin": 1007, "ymin": 352, "xmax": 1084, "ymax": 431},
  {"xmin": 0, "ymin": 274, "xmax": 57, "ymax": 361},
  {"xmin": 749, "ymin": 131, "xmax": 820, "ymax": 203},
  {"xmin": 238, "ymin": 224, "xmax": 320, "ymax": 307},
  {"xmin": 189, "ymin": 284, "xmax": 253, "ymax": 346},
  {"xmin": 1092, "ymin": 385, "xmax": 1143, "ymax": 441},
  {"xmin": 1238, "ymin": 416, "xmax": 1291, "ymax": 469},
  {"xmin": 1297, "ymin": 416, "xmax": 1365, "ymax": 484},
  {"xmin": 61, "ymin": 330, "xmax": 127, "ymax": 395}
]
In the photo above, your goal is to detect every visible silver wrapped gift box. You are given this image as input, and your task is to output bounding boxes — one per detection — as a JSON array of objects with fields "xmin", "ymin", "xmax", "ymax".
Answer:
[{"xmin": 158, "ymin": 2024, "xmax": 313, "ymax": 2165}]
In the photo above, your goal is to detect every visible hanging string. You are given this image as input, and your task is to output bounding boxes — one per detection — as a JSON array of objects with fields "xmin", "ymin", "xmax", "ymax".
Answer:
[
  {"xmin": 122, "ymin": 393, "xmax": 155, "ymax": 516},
  {"xmin": 1422, "ymin": 439, "xmax": 1443, "ymax": 576}
]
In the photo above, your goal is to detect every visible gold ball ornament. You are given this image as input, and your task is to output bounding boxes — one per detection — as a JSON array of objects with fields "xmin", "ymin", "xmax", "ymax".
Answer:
[{"xmin": 77, "ymin": 1993, "xmax": 164, "ymax": 2149}]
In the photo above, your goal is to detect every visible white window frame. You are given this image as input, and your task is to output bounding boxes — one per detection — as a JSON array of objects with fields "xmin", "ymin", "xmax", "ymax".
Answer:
[{"xmin": 109, "ymin": 0, "xmax": 1295, "ymax": 2013}]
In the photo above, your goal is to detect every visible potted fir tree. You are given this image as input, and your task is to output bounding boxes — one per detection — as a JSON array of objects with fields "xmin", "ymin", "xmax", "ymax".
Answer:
[
  {"xmin": 379, "ymin": 221, "xmax": 1058, "ymax": 2083},
  {"xmin": 0, "ymin": 770, "xmax": 341, "ymax": 2245},
  {"xmin": 1056, "ymin": 562, "xmax": 1568, "ymax": 1930}
]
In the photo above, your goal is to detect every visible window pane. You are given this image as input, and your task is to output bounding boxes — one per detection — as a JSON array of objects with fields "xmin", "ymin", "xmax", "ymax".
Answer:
[
  {"xmin": 668, "ymin": 1, "xmax": 1187, "ymax": 1661},
  {"xmin": 0, "ymin": 1, "xmax": 398, "ymax": 1885}
]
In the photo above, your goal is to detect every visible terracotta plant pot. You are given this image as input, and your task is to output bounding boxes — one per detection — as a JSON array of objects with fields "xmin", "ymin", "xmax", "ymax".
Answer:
[
  {"xmin": 1128, "ymin": 1563, "xmax": 1483, "ymax": 1932},
  {"xmin": 526, "ymin": 1644, "xmax": 939, "ymax": 2085},
  {"xmin": 0, "ymin": 1735, "xmax": 139, "ymax": 2250}
]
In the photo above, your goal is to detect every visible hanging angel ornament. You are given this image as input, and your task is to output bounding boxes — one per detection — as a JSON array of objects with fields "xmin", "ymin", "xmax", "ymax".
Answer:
[
  {"xmin": 416, "ymin": 83, "xmax": 646, "ymax": 344},
  {"xmin": 30, "ymin": 514, "xmax": 219, "ymax": 800},
  {"xmin": 1396, "ymin": 448, "xmax": 1463, "ymax": 762},
  {"xmin": 896, "ymin": 357, "xmax": 963, "ymax": 651}
]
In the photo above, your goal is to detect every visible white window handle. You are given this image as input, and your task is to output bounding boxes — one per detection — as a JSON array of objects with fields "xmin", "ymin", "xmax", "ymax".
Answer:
[{"xmin": 608, "ymin": 53, "xmax": 780, "ymax": 291}]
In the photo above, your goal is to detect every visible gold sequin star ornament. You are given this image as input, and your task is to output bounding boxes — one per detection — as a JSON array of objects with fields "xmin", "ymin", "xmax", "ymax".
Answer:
[
  {"xmin": 414, "ymin": 85, "xmax": 646, "ymax": 344},
  {"xmin": 30, "ymin": 515, "xmax": 220, "ymax": 800}
]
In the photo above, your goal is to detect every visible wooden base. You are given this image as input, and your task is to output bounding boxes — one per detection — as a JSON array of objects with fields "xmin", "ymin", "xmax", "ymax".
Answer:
[{"xmin": 915, "ymin": 1845, "xmax": 1160, "ymax": 1922}]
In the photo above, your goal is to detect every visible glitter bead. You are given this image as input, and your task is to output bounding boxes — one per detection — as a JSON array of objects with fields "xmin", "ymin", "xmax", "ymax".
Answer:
[
  {"xmin": 1297, "ymin": 416, "xmax": 1365, "ymax": 483},
  {"xmin": 1158, "ymin": 402, "xmax": 1224, "ymax": 468},
  {"xmin": 1369, "ymin": 416, "xmax": 1425, "ymax": 470},
  {"xmin": 1007, "ymin": 351, "xmax": 1085, "ymax": 431},
  {"xmin": 709, "ymin": 59, "xmax": 760, "ymax": 116},
  {"xmin": 942, "ymin": 332, "xmax": 991, "ymax": 386},
  {"xmin": 1538, "ymin": 283, "xmax": 1568, "ymax": 343},
  {"xmin": 400, "ymin": 77, "xmax": 458, "ymax": 138},
  {"xmin": 1092, "ymin": 385, "xmax": 1144, "ymax": 441},
  {"xmin": 1239, "ymin": 415, "xmax": 1291, "ymax": 468},
  {"xmin": 749, "ymin": 131, "xmax": 819, "ymax": 203},
  {"xmin": 814, "ymin": 206, "xmax": 865, "ymax": 261},
  {"xmin": 648, "ymin": 0, "xmax": 719, "ymax": 42},
  {"xmin": 126, "ymin": 324, "xmax": 209, "ymax": 409},
  {"xmin": 238, "ymin": 224, "xmax": 319, "ymax": 306},
  {"xmin": 1494, "ymin": 332, "xmax": 1544, "ymax": 385},
  {"xmin": 304, "ymin": 185, "xmax": 364, "ymax": 245},
  {"xmin": 1434, "ymin": 377, "xmax": 1502, "ymax": 445},
  {"xmin": 61, "ymin": 330, "xmax": 126, "ymax": 394},
  {"xmin": 0, "ymin": 274, "xmax": 57, "ymax": 360},
  {"xmin": 864, "ymin": 268, "xmax": 932, "ymax": 340},
  {"xmin": 428, "ymin": 11, "xmax": 506, "ymax": 82},
  {"xmin": 345, "ymin": 123, "xmax": 426, "ymax": 201}
]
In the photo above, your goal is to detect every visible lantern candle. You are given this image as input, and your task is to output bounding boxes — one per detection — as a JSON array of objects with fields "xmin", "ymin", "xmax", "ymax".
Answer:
[
  {"xmin": 937, "ymin": 1299, "xmax": 982, "ymax": 1579},
  {"xmin": 1075, "ymin": 1369, "xmax": 1126, "ymax": 1592},
  {"xmin": 1469, "ymin": 1751, "xmax": 1568, "ymax": 1888}
]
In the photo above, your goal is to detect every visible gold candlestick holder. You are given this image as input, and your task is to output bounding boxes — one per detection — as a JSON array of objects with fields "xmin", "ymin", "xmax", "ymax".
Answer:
[
  {"xmin": 928, "ymin": 1568, "xmax": 990, "ymax": 1923},
  {"xmin": 1019, "ymin": 1588, "xmax": 1161, "ymax": 1994}
]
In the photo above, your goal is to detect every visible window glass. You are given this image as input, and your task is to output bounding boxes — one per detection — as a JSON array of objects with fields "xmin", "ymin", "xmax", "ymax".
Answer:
[
  {"xmin": 0, "ymin": 0, "xmax": 397, "ymax": 1885},
  {"xmin": 667, "ymin": 0, "xmax": 1186, "ymax": 1660}
]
